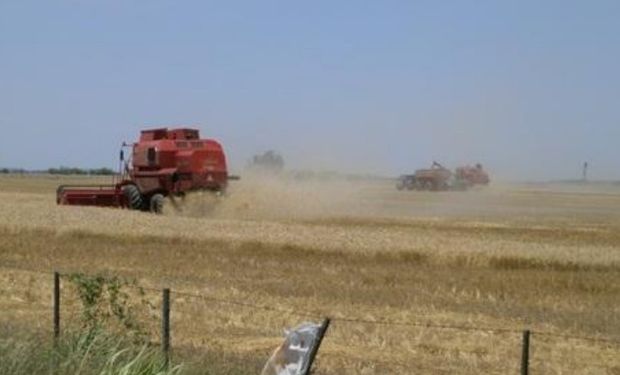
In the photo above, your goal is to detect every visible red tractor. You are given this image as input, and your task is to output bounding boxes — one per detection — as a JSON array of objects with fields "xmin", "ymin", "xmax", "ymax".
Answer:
[
  {"xmin": 56, "ymin": 127, "xmax": 232, "ymax": 213},
  {"xmin": 396, "ymin": 162, "xmax": 490, "ymax": 191}
]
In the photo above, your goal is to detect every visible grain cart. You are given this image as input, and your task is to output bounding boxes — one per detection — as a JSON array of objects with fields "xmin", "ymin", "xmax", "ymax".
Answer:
[
  {"xmin": 396, "ymin": 162, "xmax": 489, "ymax": 191},
  {"xmin": 56, "ymin": 127, "xmax": 232, "ymax": 213},
  {"xmin": 454, "ymin": 164, "xmax": 490, "ymax": 187}
]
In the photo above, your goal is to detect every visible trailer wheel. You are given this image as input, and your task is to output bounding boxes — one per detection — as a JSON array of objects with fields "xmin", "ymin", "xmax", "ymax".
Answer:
[
  {"xmin": 150, "ymin": 194, "xmax": 165, "ymax": 214},
  {"xmin": 123, "ymin": 185, "xmax": 144, "ymax": 210},
  {"xmin": 406, "ymin": 179, "xmax": 416, "ymax": 190}
]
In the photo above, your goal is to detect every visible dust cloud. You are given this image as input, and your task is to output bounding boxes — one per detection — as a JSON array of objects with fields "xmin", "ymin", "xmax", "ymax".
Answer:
[
  {"xmin": 168, "ymin": 172, "xmax": 620, "ymax": 225},
  {"xmin": 170, "ymin": 173, "xmax": 374, "ymax": 221}
]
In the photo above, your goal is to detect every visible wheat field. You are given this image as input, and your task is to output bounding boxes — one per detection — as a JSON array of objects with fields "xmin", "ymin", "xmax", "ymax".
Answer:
[{"xmin": 1, "ymin": 174, "xmax": 619, "ymax": 374}]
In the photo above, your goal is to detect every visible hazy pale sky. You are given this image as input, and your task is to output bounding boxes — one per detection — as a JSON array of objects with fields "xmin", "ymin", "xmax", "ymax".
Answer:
[{"xmin": 1, "ymin": 1, "xmax": 618, "ymax": 180}]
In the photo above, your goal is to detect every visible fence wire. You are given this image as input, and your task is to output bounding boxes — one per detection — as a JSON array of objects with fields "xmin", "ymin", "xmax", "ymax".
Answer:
[
  {"xmin": 2, "ymin": 265, "xmax": 619, "ymax": 374},
  {"xmin": 9, "ymin": 266, "xmax": 615, "ymax": 345}
]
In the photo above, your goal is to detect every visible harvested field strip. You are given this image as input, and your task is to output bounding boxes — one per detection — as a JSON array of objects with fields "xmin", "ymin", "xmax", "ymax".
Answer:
[
  {"xmin": 3, "ymin": 225, "xmax": 620, "ymax": 273},
  {"xmin": 303, "ymin": 216, "xmax": 620, "ymax": 248},
  {"xmin": 2, "ymin": 264, "xmax": 619, "ymax": 374},
  {"xmin": 1, "ymin": 227, "xmax": 619, "ymax": 337}
]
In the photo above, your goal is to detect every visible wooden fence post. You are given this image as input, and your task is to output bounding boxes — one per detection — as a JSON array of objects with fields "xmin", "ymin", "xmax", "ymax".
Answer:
[
  {"xmin": 521, "ymin": 329, "xmax": 530, "ymax": 375},
  {"xmin": 162, "ymin": 288, "xmax": 171, "ymax": 368},
  {"xmin": 53, "ymin": 272, "xmax": 60, "ymax": 344},
  {"xmin": 303, "ymin": 317, "xmax": 331, "ymax": 375}
]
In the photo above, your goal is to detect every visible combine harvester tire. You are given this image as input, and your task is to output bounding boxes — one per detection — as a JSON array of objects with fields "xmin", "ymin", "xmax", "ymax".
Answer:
[
  {"xmin": 123, "ymin": 185, "xmax": 144, "ymax": 210},
  {"xmin": 150, "ymin": 194, "xmax": 165, "ymax": 214}
]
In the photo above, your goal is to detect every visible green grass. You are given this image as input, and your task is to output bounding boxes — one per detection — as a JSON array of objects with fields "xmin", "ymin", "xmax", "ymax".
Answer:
[
  {"xmin": 0, "ymin": 327, "xmax": 178, "ymax": 375},
  {"xmin": 0, "ymin": 326, "xmax": 257, "ymax": 375}
]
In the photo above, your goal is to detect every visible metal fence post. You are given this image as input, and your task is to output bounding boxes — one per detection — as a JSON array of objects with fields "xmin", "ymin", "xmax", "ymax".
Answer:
[
  {"xmin": 521, "ymin": 329, "xmax": 530, "ymax": 375},
  {"xmin": 303, "ymin": 317, "xmax": 331, "ymax": 375},
  {"xmin": 53, "ymin": 272, "xmax": 60, "ymax": 344},
  {"xmin": 162, "ymin": 288, "xmax": 171, "ymax": 368}
]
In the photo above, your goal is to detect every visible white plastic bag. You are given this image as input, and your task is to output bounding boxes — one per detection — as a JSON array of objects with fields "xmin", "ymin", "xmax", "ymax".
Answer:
[{"xmin": 261, "ymin": 322, "xmax": 322, "ymax": 375}]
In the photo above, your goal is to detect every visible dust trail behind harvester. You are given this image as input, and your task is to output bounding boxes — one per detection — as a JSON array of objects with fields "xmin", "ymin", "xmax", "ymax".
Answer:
[
  {"xmin": 169, "ymin": 172, "xmax": 511, "ymax": 223},
  {"xmin": 169, "ymin": 173, "xmax": 374, "ymax": 221}
]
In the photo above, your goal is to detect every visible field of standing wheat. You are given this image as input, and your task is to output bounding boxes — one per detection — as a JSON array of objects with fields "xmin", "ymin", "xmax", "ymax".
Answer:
[{"xmin": 1, "ymin": 174, "xmax": 619, "ymax": 374}]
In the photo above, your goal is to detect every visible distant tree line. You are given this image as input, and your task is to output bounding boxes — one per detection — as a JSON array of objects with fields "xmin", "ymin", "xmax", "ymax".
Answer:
[
  {"xmin": 0, "ymin": 167, "xmax": 115, "ymax": 175},
  {"xmin": 0, "ymin": 168, "xmax": 26, "ymax": 174},
  {"xmin": 47, "ymin": 167, "xmax": 115, "ymax": 175}
]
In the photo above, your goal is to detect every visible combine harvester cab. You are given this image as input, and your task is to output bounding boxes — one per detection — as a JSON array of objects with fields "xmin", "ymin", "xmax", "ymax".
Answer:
[{"xmin": 57, "ymin": 127, "xmax": 231, "ymax": 214}]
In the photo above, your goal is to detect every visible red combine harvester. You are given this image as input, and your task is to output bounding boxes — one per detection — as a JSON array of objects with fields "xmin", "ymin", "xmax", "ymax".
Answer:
[{"xmin": 56, "ymin": 127, "xmax": 231, "ymax": 213}]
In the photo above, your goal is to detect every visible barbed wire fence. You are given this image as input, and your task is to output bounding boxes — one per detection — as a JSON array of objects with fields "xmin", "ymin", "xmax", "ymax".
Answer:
[{"xmin": 1, "ymin": 265, "xmax": 619, "ymax": 374}]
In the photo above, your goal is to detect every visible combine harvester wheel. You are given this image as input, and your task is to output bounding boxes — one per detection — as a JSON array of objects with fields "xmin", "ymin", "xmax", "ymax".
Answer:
[
  {"xmin": 123, "ymin": 185, "xmax": 144, "ymax": 210},
  {"xmin": 150, "ymin": 194, "xmax": 165, "ymax": 214}
]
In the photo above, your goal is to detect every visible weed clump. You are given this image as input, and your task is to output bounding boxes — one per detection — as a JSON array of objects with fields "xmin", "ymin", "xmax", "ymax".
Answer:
[{"xmin": 0, "ymin": 328, "xmax": 181, "ymax": 375}]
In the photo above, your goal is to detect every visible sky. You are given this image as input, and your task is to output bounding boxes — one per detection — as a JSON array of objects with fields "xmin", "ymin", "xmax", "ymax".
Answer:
[{"xmin": 1, "ymin": 0, "xmax": 619, "ymax": 180}]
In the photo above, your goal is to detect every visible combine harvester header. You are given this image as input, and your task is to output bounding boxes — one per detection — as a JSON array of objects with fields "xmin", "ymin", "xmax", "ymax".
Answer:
[{"xmin": 57, "ymin": 127, "xmax": 233, "ymax": 213}]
